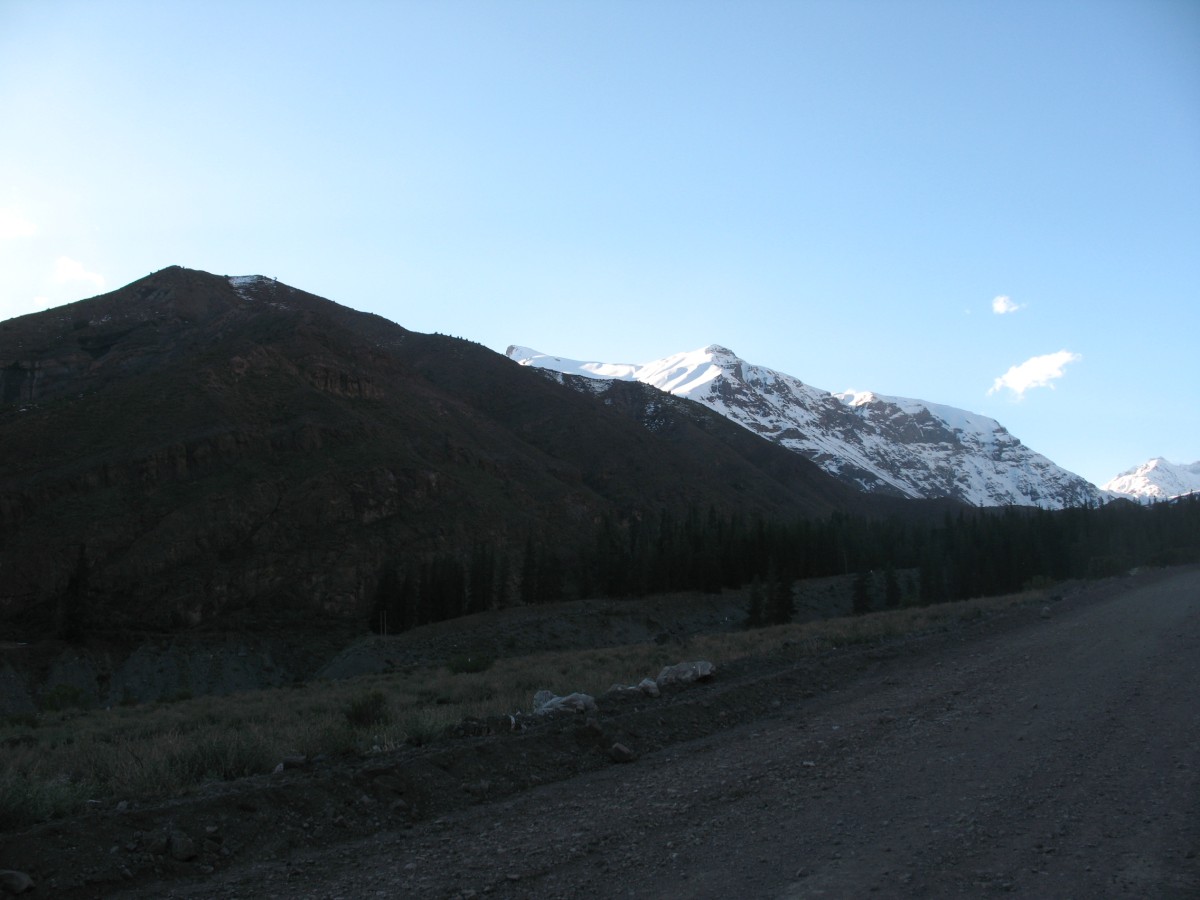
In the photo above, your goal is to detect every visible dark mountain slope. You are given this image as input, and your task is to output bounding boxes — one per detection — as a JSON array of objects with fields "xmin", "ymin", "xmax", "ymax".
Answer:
[{"xmin": 0, "ymin": 267, "xmax": 927, "ymax": 638}]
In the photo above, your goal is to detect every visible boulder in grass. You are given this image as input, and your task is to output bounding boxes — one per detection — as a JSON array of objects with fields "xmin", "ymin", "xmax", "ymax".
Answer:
[{"xmin": 655, "ymin": 660, "xmax": 715, "ymax": 688}]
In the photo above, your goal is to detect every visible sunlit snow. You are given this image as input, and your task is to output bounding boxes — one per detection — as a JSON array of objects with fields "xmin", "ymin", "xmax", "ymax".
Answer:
[
  {"xmin": 1102, "ymin": 458, "xmax": 1200, "ymax": 502},
  {"xmin": 507, "ymin": 343, "xmax": 1106, "ymax": 509}
]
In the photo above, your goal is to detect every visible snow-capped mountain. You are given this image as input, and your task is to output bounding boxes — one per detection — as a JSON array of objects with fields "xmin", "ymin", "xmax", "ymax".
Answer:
[
  {"xmin": 1102, "ymin": 458, "xmax": 1200, "ymax": 502},
  {"xmin": 508, "ymin": 344, "xmax": 1106, "ymax": 509}
]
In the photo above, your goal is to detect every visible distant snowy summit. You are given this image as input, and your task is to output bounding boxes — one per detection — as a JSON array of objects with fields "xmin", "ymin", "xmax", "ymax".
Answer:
[
  {"xmin": 1102, "ymin": 458, "xmax": 1200, "ymax": 502},
  {"xmin": 508, "ymin": 344, "xmax": 1106, "ymax": 509}
]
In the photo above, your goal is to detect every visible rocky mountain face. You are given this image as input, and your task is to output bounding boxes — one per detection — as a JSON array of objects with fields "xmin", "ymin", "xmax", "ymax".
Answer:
[
  {"xmin": 1102, "ymin": 458, "xmax": 1200, "ymax": 502},
  {"xmin": 1, "ymin": 267, "xmax": 907, "ymax": 639},
  {"xmin": 508, "ymin": 344, "xmax": 1106, "ymax": 509}
]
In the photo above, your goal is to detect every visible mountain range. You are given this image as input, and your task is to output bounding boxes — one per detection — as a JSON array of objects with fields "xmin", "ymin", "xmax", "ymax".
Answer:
[
  {"xmin": 2, "ymin": 266, "xmax": 1186, "ymax": 640},
  {"xmin": 1101, "ymin": 458, "xmax": 1200, "ymax": 502},
  {"xmin": 508, "ymin": 345, "xmax": 1107, "ymax": 509},
  {"xmin": 1, "ymin": 267, "xmax": 945, "ymax": 639}
]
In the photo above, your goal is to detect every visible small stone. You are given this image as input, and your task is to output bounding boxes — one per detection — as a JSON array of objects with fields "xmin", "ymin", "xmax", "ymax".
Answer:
[
  {"xmin": 0, "ymin": 870, "xmax": 34, "ymax": 895},
  {"xmin": 168, "ymin": 831, "xmax": 198, "ymax": 862},
  {"xmin": 609, "ymin": 742, "xmax": 637, "ymax": 763}
]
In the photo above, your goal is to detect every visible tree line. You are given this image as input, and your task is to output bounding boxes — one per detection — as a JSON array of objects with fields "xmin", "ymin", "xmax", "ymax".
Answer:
[{"xmin": 370, "ymin": 495, "xmax": 1200, "ymax": 634}]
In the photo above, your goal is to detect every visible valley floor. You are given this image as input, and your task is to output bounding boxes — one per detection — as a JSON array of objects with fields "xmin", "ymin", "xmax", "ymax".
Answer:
[{"xmin": 9, "ymin": 567, "xmax": 1200, "ymax": 898}]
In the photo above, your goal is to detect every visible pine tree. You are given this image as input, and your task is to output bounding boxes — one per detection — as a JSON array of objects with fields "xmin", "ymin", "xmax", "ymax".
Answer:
[
  {"xmin": 745, "ymin": 577, "xmax": 766, "ymax": 629},
  {"xmin": 852, "ymin": 571, "xmax": 871, "ymax": 615},
  {"xmin": 883, "ymin": 564, "xmax": 901, "ymax": 609},
  {"xmin": 57, "ymin": 545, "xmax": 89, "ymax": 643},
  {"xmin": 369, "ymin": 564, "xmax": 401, "ymax": 634},
  {"xmin": 768, "ymin": 571, "xmax": 795, "ymax": 625},
  {"xmin": 520, "ymin": 537, "xmax": 538, "ymax": 606}
]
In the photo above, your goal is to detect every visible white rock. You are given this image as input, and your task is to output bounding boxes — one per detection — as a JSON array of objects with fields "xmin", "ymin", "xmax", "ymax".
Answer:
[
  {"xmin": 532, "ymin": 690, "xmax": 597, "ymax": 715},
  {"xmin": 637, "ymin": 677, "xmax": 661, "ymax": 697},
  {"xmin": 655, "ymin": 660, "xmax": 716, "ymax": 688}
]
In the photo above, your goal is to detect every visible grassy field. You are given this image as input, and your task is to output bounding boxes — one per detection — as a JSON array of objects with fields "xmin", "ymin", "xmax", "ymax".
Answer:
[{"xmin": 0, "ymin": 587, "xmax": 1045, "ymax": 832}]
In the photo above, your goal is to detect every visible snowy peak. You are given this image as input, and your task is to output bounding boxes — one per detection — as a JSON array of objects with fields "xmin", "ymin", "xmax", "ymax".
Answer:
[
  {"xmin": 1102, "ymin": 458, "xmax": 1200, "ymax": 502},
  {"xmin": 508, "ymin": 344, "xmax": 1105, "ymax": 509},
  {"xmin": 506, "ymin": 346, "xmax": 642, "ymax": 381}
]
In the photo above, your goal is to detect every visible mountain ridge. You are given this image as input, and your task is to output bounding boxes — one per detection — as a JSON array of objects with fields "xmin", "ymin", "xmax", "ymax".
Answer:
[
  {"xmin": 508, "ymin": 344, "xmax": 1106, "ymax": 509},
  {"xmin": 1, "ymin": 267, "xmax": 935, "ymax": 638}
]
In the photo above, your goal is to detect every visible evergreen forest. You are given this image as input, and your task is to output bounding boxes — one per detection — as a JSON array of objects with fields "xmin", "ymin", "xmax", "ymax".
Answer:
[{"xmin": 370, "ymin": 495, "xmax": 1200, "ymax": 634}]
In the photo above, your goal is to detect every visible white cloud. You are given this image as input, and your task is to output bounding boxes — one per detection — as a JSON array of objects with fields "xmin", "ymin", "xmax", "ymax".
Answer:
[
  {"xmin": 0, "ymin": 208, "xmax": 38, "ymax": 240},
  {"xmin": 988, "ymin": 350, "xmax": 1081, "ymax": 399},
  {"xmin": 0, "ymin": 296, "xmax": 55, "ymax": 323},
  {"xmin": 51, "ymin": 256, "xmax": 105, "ymax": 290},
  {"xmin": 992, "ymin": 295, "xmax": 1022, "ymax": 315}
]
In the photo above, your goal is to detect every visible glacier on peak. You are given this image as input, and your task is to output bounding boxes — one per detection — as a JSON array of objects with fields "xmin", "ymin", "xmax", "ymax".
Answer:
[{"xmin": 507, "ymin": 343, "xmax": 1105, "ymax": 509}]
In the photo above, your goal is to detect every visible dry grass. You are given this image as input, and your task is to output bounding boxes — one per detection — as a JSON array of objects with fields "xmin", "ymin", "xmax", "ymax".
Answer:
[{"xmin": 0, "ymin": 587, "xmax": 1042, "ymax": 831}]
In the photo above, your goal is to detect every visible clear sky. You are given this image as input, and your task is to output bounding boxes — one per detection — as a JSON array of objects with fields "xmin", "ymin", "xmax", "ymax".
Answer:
[{"xmin": 2, "ymin": 0, "xmax": 1197, "ymax": 487}]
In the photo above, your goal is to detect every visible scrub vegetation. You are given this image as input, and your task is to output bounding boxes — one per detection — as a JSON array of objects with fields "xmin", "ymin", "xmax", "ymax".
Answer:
[{"xmin": 1, "ymin": 584, "xmax": 1049, "ymax": 833}]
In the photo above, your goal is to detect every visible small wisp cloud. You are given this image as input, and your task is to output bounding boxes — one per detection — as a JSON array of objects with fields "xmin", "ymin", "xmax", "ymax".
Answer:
[
  {"xmin": 989, "ymin": 350, "xmax": 1081, "ymax": 399},
  {"xmin": 992, "ymin": 295, "xmax": 1022, "ymax": 315},
  {"xmin": 52, "ymin": 256, "xmax": 105, "ymax": 291}
]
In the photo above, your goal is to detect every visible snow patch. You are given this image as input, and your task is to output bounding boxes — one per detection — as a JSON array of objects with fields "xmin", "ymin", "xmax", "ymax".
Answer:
[{"xmin": 228, "ymin": 274, "xmax": 270, "ymax": 300}]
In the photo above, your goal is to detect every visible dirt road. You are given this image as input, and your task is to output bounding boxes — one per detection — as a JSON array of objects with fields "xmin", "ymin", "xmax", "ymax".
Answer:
[{"xmin": 98, "ymin": 567, "xmax": 1198, "ymax": 899}]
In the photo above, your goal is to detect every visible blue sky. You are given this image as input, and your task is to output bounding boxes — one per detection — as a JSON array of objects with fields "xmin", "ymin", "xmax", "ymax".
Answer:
[{"xmin": 2, "ymin": 0, "xmax": 1197, "ymax": 487}]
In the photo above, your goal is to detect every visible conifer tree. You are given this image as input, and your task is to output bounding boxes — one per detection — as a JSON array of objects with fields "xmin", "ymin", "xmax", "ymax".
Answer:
[
  {"xmin": 745, "ymin": 577, "xmax": 766, "ymax": 629},
  {"xmin": 57, "ymin": 545, "xmax": 89, "ymax": 643},
  {"xmin": 520, "ymin": 537, "xmax": 538, "ymax": 606},
  {"xmin": 883, "ymin": 564, "xmax": 901, "ymax": 608},
  {"xmin": 369, "ymin": 564, "xmax": 401, "ymax": 634},
  {"xmin": 852, "ymin": 570, "xmax": 871, "ymax": 615},
  {"xmin": 768, "ymin": 571, "xmax": 795, "ymax": 625}
]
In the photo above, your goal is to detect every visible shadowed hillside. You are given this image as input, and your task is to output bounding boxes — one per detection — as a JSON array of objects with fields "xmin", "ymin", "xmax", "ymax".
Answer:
[{"xmin": 1, "ymin": 266, "xmax": 914, "ymax": 639}]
